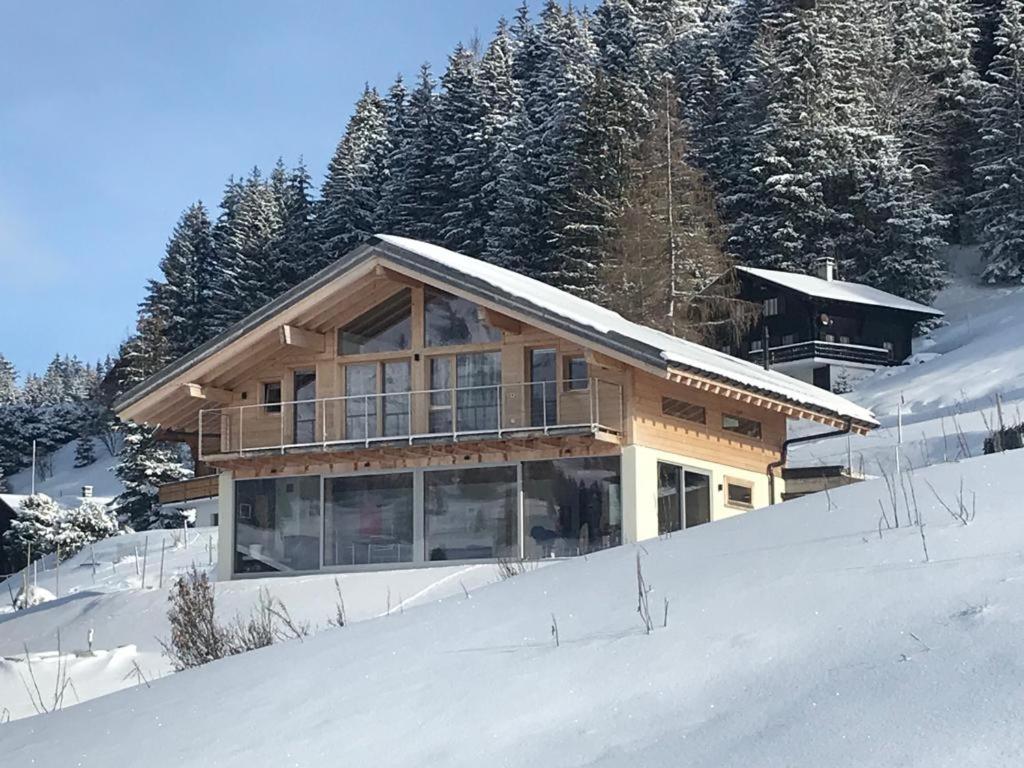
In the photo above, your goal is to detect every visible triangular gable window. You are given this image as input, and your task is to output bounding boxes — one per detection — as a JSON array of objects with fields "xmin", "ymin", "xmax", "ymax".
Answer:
[{"xmin": 338, "ymin": 289, "xmax": 412, "ymax": 355}]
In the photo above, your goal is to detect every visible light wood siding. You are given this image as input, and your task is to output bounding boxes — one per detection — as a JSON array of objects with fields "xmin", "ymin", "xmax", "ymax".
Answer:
[
  {"xmin": 208, "ymin": 273, "xmax": 629, "ymax": 454},
  {"xmin": 629, "ymin": 370, "xmax": 784, "ymax": 474}
]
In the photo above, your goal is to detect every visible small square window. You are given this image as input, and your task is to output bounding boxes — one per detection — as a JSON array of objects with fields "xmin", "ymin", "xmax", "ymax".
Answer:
[
  {"xmin": 563, "ymin": 355, "xmax": 589, "ymax": 391},
  {"xmin": 824, "ymin": 333, "xmax": 836, "ymax": 343},
  {"xmin": 262, "ymin": 381, "xmax": 282, "ymax": 414},
  {"xmin": 781, "ymin": 334, "xmax": 796, "ymax": 345},
  {"xmin": 722, "ymin": 412, "xmax": 761, "ymax": 439},
  {"xmin": 725, "ymin": 480, "xmax": 754, "ymax": 508},
  {"xmin": 839, "ymin": 335, "xmax": 851, "ymax": 344},
  {"xmin": 750, "ymin": 340, "xmax": 763, "ymax": 352},
  {"xmin": 763, "ymin": 297, "xmax": 780, "ymax": 316}
]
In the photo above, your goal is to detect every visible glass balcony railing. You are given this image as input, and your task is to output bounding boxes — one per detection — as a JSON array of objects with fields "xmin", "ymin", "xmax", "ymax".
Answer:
[{"xmin": 197, "ymin": 377, "xmax": 624, "ymax": 459}]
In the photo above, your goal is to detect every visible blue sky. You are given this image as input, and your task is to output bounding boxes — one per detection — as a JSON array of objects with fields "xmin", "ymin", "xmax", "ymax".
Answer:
[{"xmin": 1, "ymin": 0, "xmax": 519, "ymax": 380}]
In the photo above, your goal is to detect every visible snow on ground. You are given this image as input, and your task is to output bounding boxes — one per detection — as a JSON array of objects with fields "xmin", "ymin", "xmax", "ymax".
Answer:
[
  {"xmin": 2, "ymin": 449, "xmax": 1023, "ymax": 765},
  {"xmin": 4, "ymin": 440, "xmax": 122, "ymax": 504},
  {"xmin": 791, "ymin": 246, "xmax": 1024, "ymax": 471},
  {"xmin": 0, "ymin": 526, "xmax": 503, "ymax": 721}
]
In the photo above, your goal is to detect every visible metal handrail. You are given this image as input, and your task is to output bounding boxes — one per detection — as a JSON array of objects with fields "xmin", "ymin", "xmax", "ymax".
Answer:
[{"xmin": 198, "ymin": 377, "xmax": 623, "ymax": 459}]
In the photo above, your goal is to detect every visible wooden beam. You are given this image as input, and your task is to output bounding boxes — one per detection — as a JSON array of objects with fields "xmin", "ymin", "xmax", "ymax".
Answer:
[
  {"xmin": 279, "ymin": 324, "xmax": 326, "ymax": 353},
  {"xmin": 482, "ymin": 307, "xmax": 522, "ymax": 335},
  {"xmin": 182, "ymin": 382, "xmax": 234, "ymax": 403},
  {"xmin": 373, "ymin": 263, "xmax": 421, "ymax": 288},
  {"xmin": 584, "ymin": 350, "xmax": 625, "ymax": 371}
]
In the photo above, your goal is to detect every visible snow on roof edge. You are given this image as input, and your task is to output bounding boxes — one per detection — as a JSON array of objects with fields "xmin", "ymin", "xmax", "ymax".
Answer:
[{"xmin": 736, "ymin": 265, "xmax": 943, "ymax": 316}]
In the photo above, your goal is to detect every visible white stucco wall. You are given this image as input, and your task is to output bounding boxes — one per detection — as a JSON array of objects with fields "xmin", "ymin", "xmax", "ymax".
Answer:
[
  {"xmin": 621, "ymin": 445, "xmax": 776, "ymax": 544},
  {"xmin": 216, "ymin": 470, "xmax": 234, "ymax": 582}
]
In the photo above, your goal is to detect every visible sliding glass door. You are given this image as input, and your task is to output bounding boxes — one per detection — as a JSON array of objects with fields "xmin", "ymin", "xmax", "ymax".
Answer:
[{"xmin": 657, "ymin": 462, "xmax": 711, "ymax": 534}]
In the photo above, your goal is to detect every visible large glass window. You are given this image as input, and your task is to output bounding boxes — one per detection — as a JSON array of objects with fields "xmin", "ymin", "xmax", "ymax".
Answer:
[
  {"xmin": 523, "ymin": 456, "xmax": 621, "ymax": 558},
  {"xmin": 338, "ymin": 289, "xmax": 412, "ymax": 355},
  {"xmin": 345, "ymin": 363, "xmax": 377, "ymax": 440},
  {"xmin": 657, "ymin": 463, "xmax": 711, "ymax": 534},
  {"xmin": 344, "ymin": 360, "xmax": 411, "ymax": 440},
  {"xmin": 428, "ymin": 351, "xmax": 501, "ymax": 433},
  {"xmin": 234, "ymin": 476, "xmax": 321, "ymax": 574},
  {"xmin": 457, "ymin": 352, "xmax": 500, "ymax": 432},
  {"xmin": 293, "ymin": 370, "xmax": 317, "ymax": 444},
  {"xmin": 324, "ymin": 473, "xmax": 414, "ymax": 566},
  {"xmin": 424, "ymin": 287, "xmax": 501, "ymax": 347},
  {"xmin": 424, "ymin": 466, "xmax": 518, "ymax": 561}
]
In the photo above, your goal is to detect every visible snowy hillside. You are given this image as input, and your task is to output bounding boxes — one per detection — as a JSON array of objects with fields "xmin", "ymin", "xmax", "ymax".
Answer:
[
  {"xmin": 2, "ymin": 449, "xmax": 1022, "ymax": 766},
  {"xmin": 0, "ymin": 528, "xmax": 504, "ymax": 722},
  {"xmin": 792, "ymin": 250, "xmax": 1024, "ymax": 471},
  {"xmin": 5, "ymin": 440, "xmax": 122, "ymax": 503}
]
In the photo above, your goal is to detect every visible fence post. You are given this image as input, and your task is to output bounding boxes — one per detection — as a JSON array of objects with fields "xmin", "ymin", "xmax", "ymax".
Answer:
[
  {"xmin": 141, "ymin": 536, "xmax": 149, "ymax": 590},
  {"xmin": 90, "ymin": 544, "xmax": 97, "ymax": 583},
  {"xmin": 134, "ymin": 545, "xmax": 140, "ymax": 577},
  {"xmin": 55, "ymin": 544, "xmax": 60, "ymax": 599},
  {"xmin": 159, "ymin": 540, "xmax": 166, "ymax": 589},
  {"xmin": 208, "ymin": 534, "xmax": 213, "ymax": 566}
]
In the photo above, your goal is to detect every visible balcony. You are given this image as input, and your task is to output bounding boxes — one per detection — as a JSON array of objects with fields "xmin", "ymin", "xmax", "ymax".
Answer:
[
  {"xmin": 749, "ymin": 340, "xmax": 892, "ymax": 367},
  {"xmin": 197, "ymin": 377, "xmax": 624, "ymax": 460}
]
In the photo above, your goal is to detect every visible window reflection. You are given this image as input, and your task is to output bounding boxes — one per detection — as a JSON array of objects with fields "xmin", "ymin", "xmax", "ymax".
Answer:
[
  {"xmin": 324, "ymin": 473, "xmax": 414, "ymax": 566},
  {"xmin": 424, "ymin": 287, "xmax": 501, "ymax": 347},
  {"xmin": 424, "ymin": 466, "xmax": 518, "ymax": 561},
  {"xmin": 234, "ymin": 476, "xmax": 321, "ymax": 573},
  {"xmin": 523, "ymin": 457, "xmax": 621, "ymax": 558}
]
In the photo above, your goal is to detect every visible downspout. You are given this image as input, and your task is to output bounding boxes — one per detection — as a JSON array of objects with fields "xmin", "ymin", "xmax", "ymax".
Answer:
[{"xmin": 767, "ymin": 417, "xmax": 853, "ymax": 505}]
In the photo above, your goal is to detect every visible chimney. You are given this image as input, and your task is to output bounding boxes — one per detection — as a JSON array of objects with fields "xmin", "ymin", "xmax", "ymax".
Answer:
[
  {"xmin": 813, "ymin": 256, "xmax": 836, "ymax": 282},
  {"xmin": 81, "ymin": 485, "xmax": 93, "ymax": 498}
]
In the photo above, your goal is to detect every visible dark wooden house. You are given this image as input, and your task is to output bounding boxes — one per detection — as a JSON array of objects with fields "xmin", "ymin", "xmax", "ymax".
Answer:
[{"xmin": 720, "ymin": 257, "xmax": 943, "ymax": 392}]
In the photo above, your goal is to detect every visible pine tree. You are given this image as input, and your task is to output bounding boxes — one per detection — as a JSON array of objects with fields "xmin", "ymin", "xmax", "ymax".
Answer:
[
  {"xmin": 602, "ymin": 85, "xmax": 743, "ymax": 342},
  {"xmin": 488, "ymin": 2, "xmax": 596, "ymax": 283},
  {"xmin": 0, "ymin": 354, "xmax": 17, "ymax": 404},
  {"xmin": 726, "ymin": 1, "xmax": 837, "ymax": 272},
  {"xmin": 319, "ymin": 88, "xmax": 391, "ymax": 256},
  {"xmin": 897, "ymin": 0, "xmax": 984, "ymax": 232},
  {"xmin": 146, "ymin": 202, "xmax": 216, "ymax": 360},
  {"xmin": 437, "ymin": 43, "xmax": 489, "ymax": 256},
  {"xmin": 972, "ymin": 0, "xmax": 1024, "ymax": 282},
  {"xmin": 74, "ymin": 435, "xmax": 97, "ymax": 468},
  {"xmin": 114, "ymin": 422, "xmax": 191, "ymax": 531},
  {"xmin": 273, "ymin": 159, "xmax": 323, "ymax": 284},
  {"xmin": 383, "ymin": 64, "xmax": 444, "ymax": 242}
]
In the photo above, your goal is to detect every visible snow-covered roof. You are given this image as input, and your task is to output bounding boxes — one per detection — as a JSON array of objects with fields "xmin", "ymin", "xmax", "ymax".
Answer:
[
  {"xmin": 376, "ymin": 236, "xmax": 877, "ymax": 427},
  {"xmin": 736, "ymin": 265, "xmax": 943, "ymax": 317},
  {"xmin": 116, "ymin": 236, "xmax": 877, "ymax": 429}
]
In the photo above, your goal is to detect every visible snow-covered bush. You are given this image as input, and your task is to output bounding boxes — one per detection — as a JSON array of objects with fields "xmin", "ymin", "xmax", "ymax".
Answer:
[
  {"xmin": 161, "ymin": 566, "xmax": 234, "ymax": 671},
  {"xmin": 2, "ymin": 494, "xmax": 61, "ymax": 567},
  {"xmin": 13, "ymin": 584, "xmax": 56, "ymax": 610},
  {"xmin": 54, "ymin": 499, "xmax": 120, "ymax": 558}
]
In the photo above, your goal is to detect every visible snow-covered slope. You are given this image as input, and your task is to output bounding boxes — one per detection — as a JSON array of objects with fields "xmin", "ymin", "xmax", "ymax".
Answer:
[
  {"xmin": 5, "ymin": 440, "xmax": 122, "ymax": 503},
  {"xmin": 2, "ymin": 450, "xmax": 1022, "ymax": 766},
  {"xmin": 0, "ymin": 526, "xmax": 504, "ymax": 721}
]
